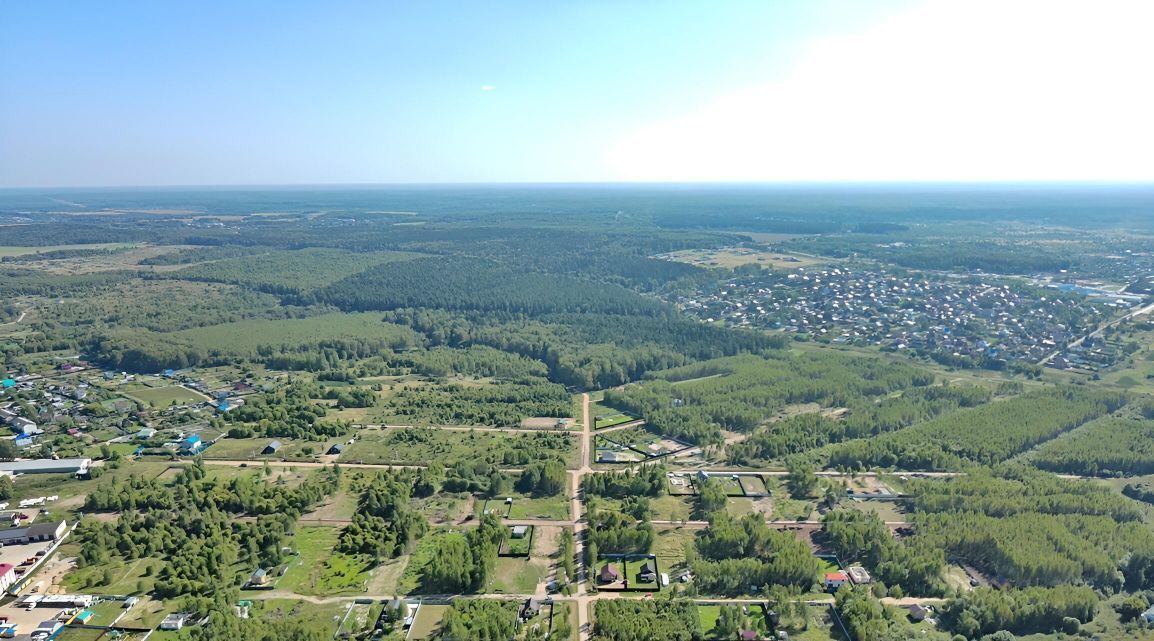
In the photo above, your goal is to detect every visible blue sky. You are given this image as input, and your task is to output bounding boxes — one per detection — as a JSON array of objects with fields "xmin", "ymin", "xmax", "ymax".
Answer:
[{"xmin": 2, "ymin": 1, "xmax": 1151, "ymax": 187}]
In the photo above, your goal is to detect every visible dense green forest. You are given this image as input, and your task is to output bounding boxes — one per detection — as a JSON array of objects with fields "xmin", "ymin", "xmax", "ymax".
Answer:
[
  {"xmin": 604, "ymin": 352, "xmax": 937, "ymax": 446},
  {"xmin": 824, "ymin": 387, "xmax": 1128, "ymax": 470},
  {"xmin": 1031, "ymin": 416, "xmax": 1154, "ymax": 477}
]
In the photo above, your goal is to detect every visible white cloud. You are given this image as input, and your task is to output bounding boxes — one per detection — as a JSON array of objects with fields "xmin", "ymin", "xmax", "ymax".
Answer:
[
  {"xmin": 608, "ymin": 0, "xmax": 1154, "ymax": 182},
  {"xmin": 480, "ymin": 84, "xmax": 497, "ymax": 91}
]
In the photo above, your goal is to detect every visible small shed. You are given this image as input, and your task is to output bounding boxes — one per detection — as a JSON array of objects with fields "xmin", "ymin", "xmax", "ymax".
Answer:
[{"xmin": 262, "ymin": 440, "xmax": 283, "ymax": 455}]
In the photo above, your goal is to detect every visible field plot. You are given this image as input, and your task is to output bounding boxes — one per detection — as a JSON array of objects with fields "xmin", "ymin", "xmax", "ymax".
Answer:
[
  {"xmin": 123, "ymin": 385, "xmax": 210, "ymax": 407},
  {"xmin": 0, "ymin": 243, "xmax": 140, "ymax": 257},
  {"xmin": 202, "ymin": 437, "xmax": 318, "ymax": 461},
  {"xmin": 507, "ymin": 494, "xmax": 570, "ymax": 520},
  {"xmin": 341, "ymin": 427, "xmax": 578, "ymax": 468},
  {"xmin": 491, "ymin": 557, "xmax": 545, "ymax": 593},
  {"xmin": 279, "ymin": 527, "xmax": 373, "ymax": 595},
  {"xmin": 174, "ymin": 248, "xmax": 424, "ymax": 293},
  {"xmin": 407, "ymin": 603, "xmax": 450, "ymax": 639},
  {"xmin": 698, "ymin": 603, "xmax": 773, "ymax": 640},
  {"xmin": 653, "ymin": 527, "xmax": 695, "ymax": 577},
  {"xmin": 659, "ymin": 247, "xmax": 825, "ymax": 269},
  {"xmin": 169, "ymin": 312, "xmax": 423, "ymax": 356}
]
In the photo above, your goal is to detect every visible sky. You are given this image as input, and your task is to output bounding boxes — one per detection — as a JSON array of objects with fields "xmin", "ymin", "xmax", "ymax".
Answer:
[{"xmin": 1, "ymin": 0, "xmax": 1152, "ymax": 187}]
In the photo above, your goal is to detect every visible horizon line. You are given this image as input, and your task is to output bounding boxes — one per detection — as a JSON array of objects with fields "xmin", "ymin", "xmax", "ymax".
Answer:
[{"xmin": 2, "ymin": 179, "xmax": 1154, "ymax": 191}]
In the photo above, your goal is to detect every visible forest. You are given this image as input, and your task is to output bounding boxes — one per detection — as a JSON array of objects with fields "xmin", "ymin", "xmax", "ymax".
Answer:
[
  {"xmin": 604, "ymin": 352, "xmax": 937, "ymax": 447},
  {"xmin": 824, "ymin": 387, "xmax": 1128, "ymax": 470}
]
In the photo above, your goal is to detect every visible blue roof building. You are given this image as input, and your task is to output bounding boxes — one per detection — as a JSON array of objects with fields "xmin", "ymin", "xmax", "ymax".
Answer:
[
  {"xmin": 1, "ymin": 379, "xmax": 15, "ymax": 389},
  {"xmin": 180, "ymin": 434, "xmax": 203, "ymax": 453}
]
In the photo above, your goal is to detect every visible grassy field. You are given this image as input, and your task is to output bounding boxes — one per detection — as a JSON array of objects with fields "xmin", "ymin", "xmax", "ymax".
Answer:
[
  {"xmin": 408, "ymin": 604, "xmax": 450, "ymax": 639},
  {"xmin": 169, "ymin": 312, "xmax": 423, "ymax": 354},
  {"xmin": 491, "ymin": 557, "xmax": 544, "ymax": 594},
  {"xmin": 174, "ymin": 248, "xmax": 425, "ymax": 292},
  {"xmin": 651, "ymin": 495, "xmax": 693, "ymax": 521},
  {"xmin": 123, "ymin": 385, "xmax": 210, "ymax": 407},
  {"xmin": 652, "ymin": 527, "xmax": 694, "ymax": 577},
  {"xmin": 202, "ymin": 437, "xmax": 320, "ymax": 461},
  {"xmin": 279, "ymin": 527, "xmax": 374, "ymax": 596},
  {"xmin": 0, "ymin": 243, "xmax": 139, "ymax": 257},
  {"xmin": 507, "ymin": 493, "xmax": 570, "ymax": 520},
  {"xmin": 660, "ymin": 247, "xmax": 826, "ymax": 269},
  {"xmin": 341, "ymin": 427, "xmax": 579, "ymax": 468}
]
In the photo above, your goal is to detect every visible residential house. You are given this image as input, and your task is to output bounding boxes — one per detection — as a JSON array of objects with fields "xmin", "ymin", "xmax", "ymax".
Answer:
[
  {"xmin": 160, "ymin": 614, "xmax": 189, "ymax": 631},
  {"xmin": 599, "ymin": 564, "xmax": 620, "ymax": 584},
  {"xmin": 521, "ymin": 598, "xmax": 542, "ymax": 620},
  {"xmin": 908, "ymin": 604, "xmax": 931, "ymax": 622},
  {"xmin": 824, "ymin": 572, "xmax": 849, "ymax": 591},
  {"xmin": 598, "ymin": 451, "xmax": 622, "ymax": 463},
  {"xmin": 638, "ymin": 560, "xmax": 657, "ymax": 583},
  {"xmin": 248, "ymin": 568, "xmax": 271, "ymax": 587},
  {"xmin": 510, "ymin": 525, "xmax": 529, "ymax": 539},
  {"xmin": 180, "ymin": 435, "xmax": 203, "ymax": 454}
]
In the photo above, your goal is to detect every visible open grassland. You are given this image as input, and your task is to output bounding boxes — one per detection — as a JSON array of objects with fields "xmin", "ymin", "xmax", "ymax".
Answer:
[
  {"xmin": 279, "ymin": 527, "xmax": 373, "ymax": 596},
  {"xmin": 659, "ymin": 247, "xmax": 826, "ymax": 269},
  {"xmin": 341, "ymin": 426, "xmax": 579, "ymax": 468},
  {"xmin": 173, "ymin": 248, "xmax": 425, "ymax": 293},
  {"xmin": 0, "ymin": 243, "xmax": 140, "ymax": 257},
  {"xmin": 408, "ymin": 604, "xmax": 450, "ymax": 639},
  {"xmin": 169, "ymin": 312, "xmax": 423, "ymax": 354},
  {"xmin": 123, "ymin": 385, "xmax": 210, "ymax": 406}
]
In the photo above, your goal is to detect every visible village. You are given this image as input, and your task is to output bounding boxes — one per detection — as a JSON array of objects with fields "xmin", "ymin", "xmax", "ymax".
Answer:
[{"xmin": 671, "ymin": 263, "xmax": 1145, "ymax": 371}]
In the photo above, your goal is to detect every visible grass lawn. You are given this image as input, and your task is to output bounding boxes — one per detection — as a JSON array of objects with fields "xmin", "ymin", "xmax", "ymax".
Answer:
[
  {"xmin": 738, "ymin": 475, "xmax": 769, "ymax": 495},
  {"xmin": 252, "ymin": 599, "xmax": 347, "ymax": 638},
  {"xmin": 201, "ymin": 437, "xmax": 324, "ymax": 461},
  {"xmin": 0, "ymin": 243, "xmax": 138, "ymax": 257},
  {"xmin": 844, "ymin": 500, "xmax": 907, "ymax": 523},
  {"xmin": 625, "ymin": 557, "xmax": 660, "ymax": 590},
  {"xmin": 698, "ymin": 605, "xmax": 722, "ymax": 634},
  {"xmin": 726, "ymin": 497, "xmax": 756, "ymax": 517},
  {"xmin": 504, "ymin": 528, "xmax": 534, "ymax": 556},
  {"xmin": 651, "ymin": 495, "xmax": 693, "ymax": 521},
  {"xmin": 653, "ymin": 528, "xmax": 694, "ymax": 577},
  {"xmin": 508, "ymin": 494, "xmax": 570, "ymax": 520},
  {"xmin": 84, "ymin": 600, "xmax": 130, "ymax": 626},
  {"xmin": 408, "ymin": 604, "xmax": 450, "ymax": 640},
  {"xmin": 342, "ymin": 427, "xmax": 579, "ymax": 468},
  {"xmin": 64, "ymin": 556, "xmax": 161, "ymax": 595},
  {"xmin": 117, "ymin": 597, "xmax": 174, "ymax": 629},
  {"xmin": 789, "ymin": 605, "xmax": 848, "ymax": 641},
  {"xmin": 279, "ymin": 527, "xmax": 373, "ymax": 595},
  {"xmin": 773, "ymin": 496, "xmax": 818, "ymax": 521},
  {"xmin": 123, "ymin": 385, "xmax": 210, "ymax": 407},
  {"xmin": 491, "ymin": 557, "xmax": 544, "ymax": 594},
  {"xmin": 53, "ymin": 629, "xmax": 107, "ymax": 641}
]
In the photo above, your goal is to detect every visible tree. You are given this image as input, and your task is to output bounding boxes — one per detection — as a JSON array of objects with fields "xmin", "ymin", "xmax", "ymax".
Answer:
[{"xmin": 786, "ymin": 458, "xmax": 818, "ymax": 499}]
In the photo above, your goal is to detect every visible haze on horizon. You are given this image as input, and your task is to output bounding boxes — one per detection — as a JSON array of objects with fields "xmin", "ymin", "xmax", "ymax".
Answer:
[{"xmin": 2, "ymin": 0, "xmax": 1152, "ymax": 188}]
